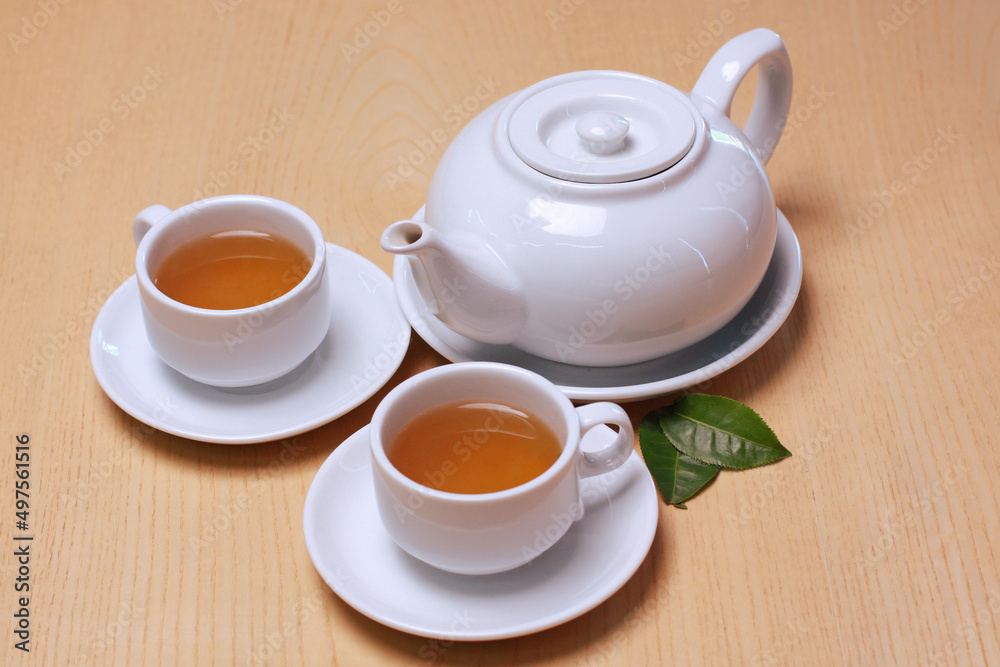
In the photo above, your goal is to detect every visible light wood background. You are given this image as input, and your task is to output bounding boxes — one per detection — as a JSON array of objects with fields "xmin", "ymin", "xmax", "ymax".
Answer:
[{"xmin": 2, "ymin": 0, "xmax": 998, "ymax": 664}]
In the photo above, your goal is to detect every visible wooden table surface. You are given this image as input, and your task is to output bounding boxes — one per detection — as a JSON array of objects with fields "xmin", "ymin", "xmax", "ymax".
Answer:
[{"xmin": 3, "ymin": 0, "xmax": 999, "ymax": 664}]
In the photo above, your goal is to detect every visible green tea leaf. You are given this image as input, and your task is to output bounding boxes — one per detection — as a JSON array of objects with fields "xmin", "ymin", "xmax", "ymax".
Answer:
[
  {"xmin": 659, "ymin": 394, "xmax": 791, "ymax": 470},
  {"xmin": 639, "ymin": 410, "xmax": 720, "ymax": 507}
]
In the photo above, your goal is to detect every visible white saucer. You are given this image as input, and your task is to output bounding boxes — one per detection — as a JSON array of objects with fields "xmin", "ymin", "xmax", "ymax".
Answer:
[
  {"xmin": 303, "ymin": 425, "xmax": 659, "ymax": 640},
  {"xmin": 393, "ymin": 207, "xmax": 802, "ymax": 402},
  {"xmin": 90, "ymin": 244, "xmax": 410, "ymax": 444}
]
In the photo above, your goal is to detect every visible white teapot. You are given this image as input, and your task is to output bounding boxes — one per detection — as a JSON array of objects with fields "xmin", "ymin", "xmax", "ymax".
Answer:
[{"xmin": 382, "ymin": 29, "xmax": 792, "ymax": 367}]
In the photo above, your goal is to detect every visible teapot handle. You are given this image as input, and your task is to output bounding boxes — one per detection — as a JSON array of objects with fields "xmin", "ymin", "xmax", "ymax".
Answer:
[{"xmin": 691, "ymin": 28, "xmax": 792, "ymax": 165}]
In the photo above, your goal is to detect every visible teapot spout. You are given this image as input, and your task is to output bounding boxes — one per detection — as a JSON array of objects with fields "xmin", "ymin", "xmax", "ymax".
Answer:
[
  {"xmin": 380, "ymin": 220, "xmax": 435, "ymax": 257},
  {"xmin": 381, "ymin": 220, "xmax": 526, "ymax": 345}
]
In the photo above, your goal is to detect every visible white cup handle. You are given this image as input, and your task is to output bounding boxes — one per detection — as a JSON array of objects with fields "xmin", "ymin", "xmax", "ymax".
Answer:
[
  {"xmin": 574, "ymin": 402, "xmax": 634, "ymax": 479},
  {"xmin": 133, "ymin": 204, "xmax": 172, "ymax": 247}
]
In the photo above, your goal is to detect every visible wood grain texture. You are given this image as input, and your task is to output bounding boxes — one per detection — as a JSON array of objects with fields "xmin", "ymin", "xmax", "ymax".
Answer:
[{"xmin": 1, "ymin": 0, "xmax": 998, "ymax": 664}]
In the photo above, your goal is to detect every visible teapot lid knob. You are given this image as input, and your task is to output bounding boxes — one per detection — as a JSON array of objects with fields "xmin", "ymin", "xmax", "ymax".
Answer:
[{"xmin": 575, "ymin": 111, "xmax": 630, "ymax": 155}]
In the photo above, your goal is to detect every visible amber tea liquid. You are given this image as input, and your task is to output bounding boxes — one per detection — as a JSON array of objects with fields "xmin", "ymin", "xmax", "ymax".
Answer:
[
  {"xmin": 387, "ymin": 400, "xmax": 563, "ymax": 494},
  {"xmin": 153, "ymin": 230, "xmax": 311, "ymax": 310}
]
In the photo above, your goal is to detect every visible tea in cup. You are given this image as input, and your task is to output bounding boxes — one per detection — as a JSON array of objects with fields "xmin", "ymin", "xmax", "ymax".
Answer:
[
  {"xmin": 133, "ymin": 194, "xmax": 331, "ymax": 387},
  {"xmin": 369, "ymin": 362, "xmax": 635, "ymax": 575}
]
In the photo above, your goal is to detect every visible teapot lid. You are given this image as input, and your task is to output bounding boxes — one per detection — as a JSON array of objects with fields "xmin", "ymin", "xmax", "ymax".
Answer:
[{"xmin": 506, "ymin": 71, "xmax": 698, "ymax": 184}]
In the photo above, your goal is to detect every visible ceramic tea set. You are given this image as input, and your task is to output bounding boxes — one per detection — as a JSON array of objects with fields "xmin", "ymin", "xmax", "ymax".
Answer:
[{"xmin": 90, "ymin": 29, "xmax": 802, "ymax": 638}]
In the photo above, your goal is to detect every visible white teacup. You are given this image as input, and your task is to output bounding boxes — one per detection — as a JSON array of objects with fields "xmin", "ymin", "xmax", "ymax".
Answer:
[
  {"xmin": 369, "ymin": 362, "xmax": 635, "ymax": 575},
  {"xmin": 133, "ymin": 195, "xmax": 331, "ymax": 387}
]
